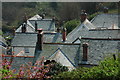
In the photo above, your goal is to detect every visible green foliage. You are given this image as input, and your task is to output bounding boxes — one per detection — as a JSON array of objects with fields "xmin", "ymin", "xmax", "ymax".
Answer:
[
  {"xmin": 63, "ymin": 19, "xmax": 80, "ymax": 34},
  {"xmin": 0, "ymin": 30, "xmax": 3, "ymax": 35},
  {"xmin": 46, "ymin": 62, "xmax": 68, "ymax": 77},
  {"xmin": 88, "ymin": 12, "xmax": 101, "ymax": 21},
  {"xmin": 81, "ymin": 58, "xmax": 119, "ymax": 80},
  {"xmin": 54, "ymin": 56, "xmax": 120, "ymax": 80},
  {"xmin": 1, "ymin": 57, "xmax": 68, "ymax": 79}
]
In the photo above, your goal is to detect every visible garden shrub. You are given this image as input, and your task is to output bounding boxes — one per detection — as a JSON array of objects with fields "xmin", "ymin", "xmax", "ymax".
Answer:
[
  {"xmin": 54, "ymin": 56, "xmax": 120, "ymax": 80},
  {"xmin": 1, "ymin": 57, "xmax": 68, "ymax": 79}
]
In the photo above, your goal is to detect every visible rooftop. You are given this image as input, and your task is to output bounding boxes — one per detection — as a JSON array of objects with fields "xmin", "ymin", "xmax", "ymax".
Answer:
[
  {"xmin": 91, "ymin": 14, "xmax": 119, "ymax": 29},
  {"xmin": 11, "ymin": 32, "xmax": 63, "ymax": 47}
]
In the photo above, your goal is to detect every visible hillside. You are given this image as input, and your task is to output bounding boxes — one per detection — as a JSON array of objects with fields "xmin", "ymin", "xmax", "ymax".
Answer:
[{"xmin": 2, "ymin": 2, "xmax": 118, "ymax": 33}]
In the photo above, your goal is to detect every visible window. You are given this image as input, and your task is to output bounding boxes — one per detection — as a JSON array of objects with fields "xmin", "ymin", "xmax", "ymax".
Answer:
[{"xmin": 24, "ymin": 48, "xmax": 29, "ymax": 53}]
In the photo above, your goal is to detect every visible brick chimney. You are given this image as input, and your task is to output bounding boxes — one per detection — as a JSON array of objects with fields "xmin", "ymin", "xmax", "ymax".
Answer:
[
  {"xmin": 35, "ymin": 21, "xmax": 38, "ymax": 32},
  {"xmin": 80, "ymin": 10, "xmax": 87, "ymax": 22},
  {"xmin": 37, "ymin": 29, "xmax": 43, "ymax": 51},
  {"xmin": 21, "ymin": 23, "xmax": 26, "ymax": 33},
  {"xmin": 62, "ymin": 28, "xmax": 67, "ymax": 42},
  {"xmin": 82, "ymin": 43, "xmax": 89, "ymax": 61}
]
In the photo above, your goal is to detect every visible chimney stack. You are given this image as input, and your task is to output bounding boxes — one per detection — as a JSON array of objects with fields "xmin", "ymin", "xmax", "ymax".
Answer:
[
  {"xmin": 41, "ymin": 14, "xmax": 45, "ymax": 19},
  {"xmin": 82, "ymin": 43, "xmax": 89, "ymax": 61},
  {"xmin": 35, "ymin": 21, "xmax": 38, "ymax": 32},
  {"xmin": 62, "ymin": 28, "xmax": 67, "ymax": 42},
  {"xmin": 103, "ymin": 7, "xmax": 108, "ymax": 13},
  {"xmin": 80, "ymin": 10, "xmax": 87, "ymax": 22},
  {"xmin": 37, "ymin": 29, "xmax": 43, "ymax": 51},
  {"xmin": 21, "ymin": 23, "xmax": 26, "ymax": 33}
]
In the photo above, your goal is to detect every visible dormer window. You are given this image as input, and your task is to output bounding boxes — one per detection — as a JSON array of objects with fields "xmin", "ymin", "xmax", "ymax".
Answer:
[{"xmin": 24, "ymin": 48, "xmax": 29, "ymax": 53}]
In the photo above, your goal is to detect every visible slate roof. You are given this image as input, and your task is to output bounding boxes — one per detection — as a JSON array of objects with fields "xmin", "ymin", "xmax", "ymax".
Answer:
[
  {"xmin": 0, "ymin": 35, "xmax": 7, "ymax": 54},
  {"xmin": 16, "ymin": 14, "xmax": 55, "ymax": 32},
  {"xmin": 68, "ymin": 19, "xmax": 96, "ymax": 34},
  {"xmin": 48, "ymin": 48, "xmax": 75, "ymax": 70},
  {"xmin": 11, "ymin": 33, "xmax": 37, "ymax": 47},
  {"xmin": 67, "ymin": 26, "xmax": 120, "ymax": 43},
  {"xmin": 13, "ymin": 47, "xmax": 36, "ymax": 56},
  {"xmin": 12, "ymin": 32, "xmax": 63, "ymax": 47},
  {"xmin": 34, "ymin": 43, "xmax": 81, "ymax": 67},
  {"xmin": 91, "ymin": 14, "xmax": 119, "ymax": 29},
  {"xmin": 80, "ymin": 38, "xmax": 120, "ymax": 65},
  {"xmin": 28, "ymin": 19, "xmax": 55, "ymax": 31},
  {"xmin": 28, "ymin": 14, "xmax": 42, "ymax": 20},
  {"xmin": 15, "ymin": 22, "xmax": 35, "ymax": 33},
  {"xmin": 0, "ymin": 35, "xmax": 7, "ymax": 46}
]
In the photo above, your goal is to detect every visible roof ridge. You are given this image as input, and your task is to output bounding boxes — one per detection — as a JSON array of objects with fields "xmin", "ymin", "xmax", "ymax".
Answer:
[{"xmin": 43, "ymin": 42, "xmax": 80, "ymax": 45}]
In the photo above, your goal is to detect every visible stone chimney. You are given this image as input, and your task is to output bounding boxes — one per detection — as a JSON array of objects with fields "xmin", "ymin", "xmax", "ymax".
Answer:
[
  {"xmin": 21, "ymin": 23, "xmax": 26, "ymax": 33},
  {"xmin": 82, "ymin": 43, "xmax": 89, "ymax": 61},
  {"xmin": 62, "ymin": 28, "xmax": 67, "ymax": 42},
  {"xmin": 35, "ymin": 21, "xmax": 38, "ymax": 32},
  {"xmin": 80, "ymin": 10, "xmax": 87, "ymax": 22},
  {"xmin": 103, "ymin": 7, "xmax": 108, "ymax": 13},
  {"xmin": 37, "ymin": 29, "xmax": 43, "ymax": 51}
]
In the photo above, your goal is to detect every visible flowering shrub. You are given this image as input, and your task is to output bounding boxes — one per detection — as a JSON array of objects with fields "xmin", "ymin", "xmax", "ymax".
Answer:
[
  {"xmin": 1, "ymin": 57, "xmax": 51, "ymax": 79},
  {"xmin": 1, "ymin": 56, "xmax": 68, "ymax": 79}
]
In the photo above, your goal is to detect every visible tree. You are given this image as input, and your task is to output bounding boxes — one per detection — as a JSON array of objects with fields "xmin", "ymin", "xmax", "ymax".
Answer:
[
  {"xmin": 64, "ymin": 19, "xmax": 80, "ymax": 34},
  {"xmin": 58, "ymin": 2, "xmax": 81, "ymax": 22}
]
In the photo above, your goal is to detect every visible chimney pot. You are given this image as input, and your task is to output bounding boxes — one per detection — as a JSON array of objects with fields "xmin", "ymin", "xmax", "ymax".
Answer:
[
  {"xmin": 37, "ymin": 29, "xmax": 43, "ymax": 33},
  {"xmin": 80, "ymin": 10, "xmax": 87, "ymax": 22}
]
